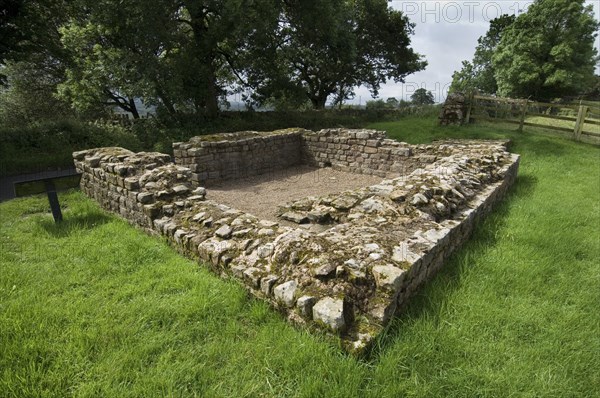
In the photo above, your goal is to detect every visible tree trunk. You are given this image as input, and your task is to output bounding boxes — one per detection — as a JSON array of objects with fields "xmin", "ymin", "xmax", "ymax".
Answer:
[
  {"xmin": 310, "ymin": 95, "xmax": 328, "ymax": 109},
  {"xmin": 103, "ymin": 89, "xmax": 140, "ymax": 119},
  {"xmin": 128, "ymin": 98, "xmax": 140, "ymax": 119},
  {"xmin": 187, "ymin": 4, "xmax": 220, "ymax": 118},
  {"xmin": 204, "ymin": 64, "xmax": 219, "ymax": 118},
  {"xmin": 155, "ymin": 84, "xmax": 177, "ymax": 117}
]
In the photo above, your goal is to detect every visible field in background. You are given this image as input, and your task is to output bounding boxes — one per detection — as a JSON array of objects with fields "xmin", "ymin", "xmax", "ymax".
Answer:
[
  {"xmin": 1, "ymin": 116, "xmax": 599, "ymax": 397},
  {"xmin": 0, "ymin": 107, "xmax": 439, "ymax": 177},
  {"xmin": 468, "ymin": 95, "xmax": 600, "ymax": 145}
]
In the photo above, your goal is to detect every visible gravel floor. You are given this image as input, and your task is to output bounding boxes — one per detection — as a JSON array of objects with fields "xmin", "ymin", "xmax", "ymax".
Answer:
[{"xmin": 206, "ymin": 166, "xmax": 383, "ymax": 222}]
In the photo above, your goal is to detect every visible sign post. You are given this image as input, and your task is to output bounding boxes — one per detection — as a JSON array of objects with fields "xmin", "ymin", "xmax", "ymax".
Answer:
[{"xmin": 14, "ymin": 174, "xmax": 81, "ymax": 223}]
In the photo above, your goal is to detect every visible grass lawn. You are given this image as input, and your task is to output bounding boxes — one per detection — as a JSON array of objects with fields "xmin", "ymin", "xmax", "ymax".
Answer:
[
  {"xmin": 1, "ymin": 117, "xmax": 599, "ymax": 397},
  {"xmin": 524, "ymin": 115, "xmax": 600, "ymax": 137}
]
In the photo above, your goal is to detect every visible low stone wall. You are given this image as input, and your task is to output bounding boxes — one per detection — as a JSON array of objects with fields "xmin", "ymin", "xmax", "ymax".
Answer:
[
  {"xmin": 74, "ymin": 147, "xmax": 206, "ymax": 230},
  {"xmin": 173, "ymin": 129, "xmax": 305, "ymax": 186},
  {"xmin": 75, "ymin": 130, "xmax": 520, "ymax": 354},
  {"xmin": 174, "ymin": 128, "xmax": 443, "ymax": 184},
  {"xmin": 302, "ymin": 128, "xmax": 421, "ymax": 177}
]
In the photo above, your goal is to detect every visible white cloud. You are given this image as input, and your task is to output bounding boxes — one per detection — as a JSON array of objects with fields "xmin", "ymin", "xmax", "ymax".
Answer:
[{"xmin": 349, "ymin": 0, "xmax": 600, "ymax": 105}]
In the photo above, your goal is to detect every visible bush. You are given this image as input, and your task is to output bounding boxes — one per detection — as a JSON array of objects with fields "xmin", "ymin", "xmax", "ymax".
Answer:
[
  {"xmin": 153, "ymin": 107, "xmax": 443, "ymax": 142},
  {"xmin": 0, "ymin": 107, "xmax": 443, "ymax": 176},
  {"xmin": 0, "ymin": 119, "xmax": 141, "ymax": 176}
]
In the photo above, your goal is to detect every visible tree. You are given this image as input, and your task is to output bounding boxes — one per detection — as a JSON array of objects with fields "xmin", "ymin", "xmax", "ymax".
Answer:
[
  {"xmin": 449, "ymin": 61, "xmax": 476, "ymax": 94},
  {"xmin": 57, "ymin": 0, "xmax": 280, "ymax": 120},
  {"xmin": 581, "ymin": 75, "xmax": 600, "ymax": 100},
  {"xmin": 0, "ymin": 0, "xmax": 85, "ymax": 124},
  {"xmin": 450, "ymin": 14, "xmax": 515, "ymax": 94},
  {"xmin": 0, "ymin": 0, "xmax": 23, "ymax": 85},
  {"xmin": 493, "ymin": 0, "xmax": 599, "ymax": 100},
  {"xmin": 2, "ymin": 0, "xmax": 427, "ymax": 120},
  {"xmin": 366, "ymin": 97, "xmax": 403, "ymax": 110},
  {"xmin": 249, "ymin": 0, "xmax": 426, "ymax": 109},
  {"xmin": 410, "ymin": 88, "xmax": 434, "ymax": 105},
  {"xmin": 0, "ymin": 59, "xmax": 75, "ymax": 126},
  {"xmin": 365, "ymin": 99, "xmax": 386, "ymax": 110},
  {"xmin": 385, "ymin": 97, "xmax": 399, "ymax": 108},
  {"xmin": 0, "ymin": 0, "xmax": 75, "ymax": 92}
]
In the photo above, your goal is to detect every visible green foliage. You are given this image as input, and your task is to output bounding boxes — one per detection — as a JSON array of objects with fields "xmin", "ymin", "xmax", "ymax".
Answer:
[
  {"xmin": 449, "ymin": 60, "xmax": 476, "ymax": 94},
  {"xmin": 1, "ymin": 118, "xmax": 599, "ymax": 396},
  {"xmin": 450, "ymin": 15, "xmax": 515, "ymax": 95},
  {"xmin": 58, "ymin": 0, "xmax": 188, "ymax": 119},
  {"xmin": 410, "ymin": 88, "xmax": 435, "ymax": 105},
  {"xmin": 365, "ymin": 97, "xmax": 419, "ymax": 110},
  {"xmin": 0, "ymin": 0, "xmax": 103, "ymax": 128},
  {"xmin": 0, "ymin": 109, "xmax": 420, "ymax": 176},
  {"xmin": 366, "ymin": 98, "xmax": 418, "ymax": 111},
  {"xmin": 249, "ymin": 0, "xmax": 356, "ymax": 109},
  {"xmin": 247, "ymin": 0, "xmax": 426, "ymax": 109},
  {"xmin": 0, "ymin": 120, "xmax": 140, "ymax": 175},
  {"xmin": 2, "ymin": 0, "xmax": 425, "ymax": 121},
  {"xmin": 56, "ymin": 0, "xmax": 283, "ymax": 119},
  {"xmin": 385, "ymin": 97, "xmax": 399, "ymax": 108},
  {"xmin": 0, "ymin": 60, "xmax": 75, "ymax": 126},
  {"xmin": 493, "ymin": 0, "xmax": 599, "ymax": 100},
  {"xmin": 366, "ymin": 99, "xmax": 389, "ymax": 110},
  {"xmin": 581, "ymin": 75, "xmax": 600, "ymax": 100},
  {"xmin": 0, "ymin": 0, "xmax": 22, "ymax": 85}
]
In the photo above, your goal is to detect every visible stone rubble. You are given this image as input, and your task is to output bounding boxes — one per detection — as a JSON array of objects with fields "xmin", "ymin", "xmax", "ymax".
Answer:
[
  {"xmin": 439, "ymin": 92, "xmax": 469, "ymax": 125},
  {"xmin": 74, "ymin": 128, "xmax": 519, "ymax": 354},
  {"xmin": 173, "ymin": 127, "xmax": 448, "ymax": 186}
]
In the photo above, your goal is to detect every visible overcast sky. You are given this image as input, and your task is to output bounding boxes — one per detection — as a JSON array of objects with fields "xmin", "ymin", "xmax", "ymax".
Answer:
[{"xmin": 350, "ymin": 0, "xmax": 600, "ymax": 105}]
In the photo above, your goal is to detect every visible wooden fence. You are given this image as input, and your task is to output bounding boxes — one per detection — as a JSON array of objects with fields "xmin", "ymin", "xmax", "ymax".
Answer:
[{"xmin": 466, "ymin": 94, "xmax": 600, "ymax": 143}]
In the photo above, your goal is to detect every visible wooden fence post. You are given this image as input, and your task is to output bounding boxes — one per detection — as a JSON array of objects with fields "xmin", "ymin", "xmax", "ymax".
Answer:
[
  {"xmin": 465, "ymin": 92, "xmax": 474, "ymax": 124},
  {"xmin": 518, "ymin": 99, "xmax": 528, "ymax": 132},
  {"xmin": 574, "ymin": 104, "xmax": 588, "ymax": 141},
  {"xmin": 495, "ymin": 99, "xmax": 499, "ymax": 120}
]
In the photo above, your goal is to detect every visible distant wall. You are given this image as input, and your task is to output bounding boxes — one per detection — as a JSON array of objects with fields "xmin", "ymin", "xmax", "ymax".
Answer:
[
  {"xmin": 302, "ymin": 128, "xmax": 421, "ymax": 177},
  {"xmin": 173, "ymin": 129, "xmax": 305, "ymax": 186},
  {"xmin": 174, "ymin": 128, "xmax": 437, "ymax": 185}
]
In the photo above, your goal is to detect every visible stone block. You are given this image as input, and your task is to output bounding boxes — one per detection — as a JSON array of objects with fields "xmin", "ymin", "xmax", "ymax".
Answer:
[
  {"xmin": 297, "ymin": 296, "xmax": 316, "ymax": 319},
  {"xmin": 372, "ymin": 265, "xmax": 406, "ymax": 292},
  {"xmin": 313, "ymin": 297, "xmax": 346, "ymax": 332},
  {"xmin": 274, "ymin": 280, "xmax": 298, "ymax": 307},
  {"xmin": 137, "ymin": 192, "xmax": 154, "ymax": 204}
]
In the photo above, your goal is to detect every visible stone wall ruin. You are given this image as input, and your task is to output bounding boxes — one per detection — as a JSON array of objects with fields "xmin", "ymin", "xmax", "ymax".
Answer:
[
  {"xmin": 74, "ymin": 128, "xmax": 519, "ymax": 354},
  {"xmin": 439, "ymin": 92, "xmax": 469, "ymax": 125},
  {"xmin": 173, "ymin": 130, "xmax": 305, "ymax": 186},
  {"xmin": 173, "ymin": 128, "xmax": 441, "ymax": 186}
]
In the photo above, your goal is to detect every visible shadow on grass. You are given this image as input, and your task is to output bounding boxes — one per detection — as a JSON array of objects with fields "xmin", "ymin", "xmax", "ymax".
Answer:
[
  {"xmin": 510, "ymin": 132, "xmax": 569, "ymax": 158},
  {"xmin": 40, "ymin": 211, "xmax": 111, "ymax": 238},
  {"xmin": 363, "ymin": 173, "xmax": 538, "ymax": 361}
]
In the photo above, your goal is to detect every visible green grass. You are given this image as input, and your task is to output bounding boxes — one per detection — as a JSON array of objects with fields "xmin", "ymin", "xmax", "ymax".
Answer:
[
  {"xmin": 524, "ymin": 115, "xmax": 600, "ymax": 137},
  {"xmin": 1, "ymin": 117, "xmax": 599, "ymax": 397},
  {"xmin": 0, "ymin": 108, "xmax": 438, "ymax": 177}
]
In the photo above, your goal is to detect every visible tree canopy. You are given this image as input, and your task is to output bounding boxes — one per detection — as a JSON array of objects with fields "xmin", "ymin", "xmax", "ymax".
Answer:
[
  {"xmin": 449, "ymin": 14, "xmax": 515, "ymax": 95},
  {"xmin": 410, "ymin": 88, "xmax": 435, "ymax": 105},
  {"xmin": 0, "ymin": 0, "xmax": 22, "ymax": 85},
  {"xmin": 1, "ymin": 0, "xmax": 426, "ymax": 121},
  {"xmin": 451, "ymin": 0, "xmax": 598, "ymax": 101},
  {"xmin": 493, "ymin": 0, "xmax": 599, "ymax": 100},
  {"xmin": 246, "ymin": 0, "xmax": 426, "ymax": 109},
  {"xmin": 56, "ymin": 0, "xmax": 281, "ymax": 119}
]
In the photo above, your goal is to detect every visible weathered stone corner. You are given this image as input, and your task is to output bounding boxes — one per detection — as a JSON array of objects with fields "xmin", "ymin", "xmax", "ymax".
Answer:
[{"xmin": 74, "ymin": 128, "xmax": 519, "ymax": 354}]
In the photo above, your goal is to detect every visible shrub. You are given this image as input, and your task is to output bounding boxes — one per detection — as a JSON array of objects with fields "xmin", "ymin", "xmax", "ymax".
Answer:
[{"xmin": 0, "ymin": 119, "xmax": 141, "ymax": 176}]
